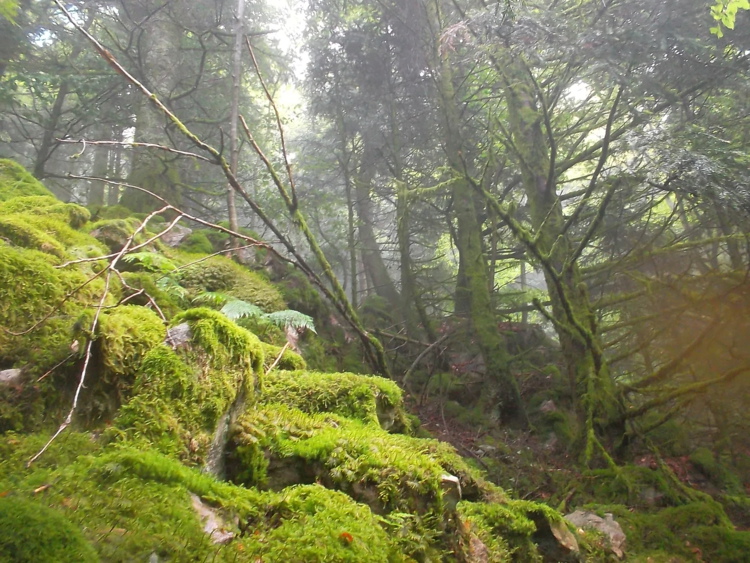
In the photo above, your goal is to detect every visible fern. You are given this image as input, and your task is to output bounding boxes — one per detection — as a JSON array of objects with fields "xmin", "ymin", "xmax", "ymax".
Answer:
[
  {"xmin": 156, "ymin": 276, "xmax": 188, "ymax": 300},
  {"xmin": 191, "ymin": 291, "xmax": 316, "ymax": 333},
  {"xmin": 221, "ymin": 299, "xmax": 264, "ymax": 320},
  {"xmin": 122, "ymin": 252, "xmax": 177, "ymax": 273},
  {"xmin": 192, "ymin": 291, "xmax": 232, "ymax": 306},
  {"xmin": 264, "ymin": 310, "xmax": 316, "ymax": 333}
]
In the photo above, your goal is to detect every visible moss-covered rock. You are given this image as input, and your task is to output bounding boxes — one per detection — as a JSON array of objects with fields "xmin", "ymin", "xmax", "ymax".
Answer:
[
  {"xmin": 179, "ymin": 230, "xmax": 214, "ymax": 254},
  {"xmin": 112, "ymin": 309, "xmax": 263, "ymax": 462},
  {"xmin": 262, "ymin": 370, "xmax": 408, "ymax": 431},
  {"xmin": 87, "ymin": 217, "xmax": 145, "ymax": 253},
  {"xmin": 228, "ymin": 404, "xmax": 493, "ymax": 511},
  {"xmin": 0, "ymin": 433, "xmax": 402, "ymax": 562},
  {"xmin": 0, "ymin": 159, "xmax": 52, "ymax": 202},
  {"xmin": 177, "ymin": 255, "xmax": 286, "ymax": 312},
  {"xmin": 0, "ymin": 497, "xmax": 99, "ymax": 562},
  {"xmin": 0, "ymin": 195, "xmax": 100, "ymax": 259}
]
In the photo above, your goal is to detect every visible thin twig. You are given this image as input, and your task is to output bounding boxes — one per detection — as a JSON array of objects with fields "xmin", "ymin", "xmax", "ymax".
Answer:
[{"xmin": 265, "ymin": 342, "xmax": 290, "ymax": 376}]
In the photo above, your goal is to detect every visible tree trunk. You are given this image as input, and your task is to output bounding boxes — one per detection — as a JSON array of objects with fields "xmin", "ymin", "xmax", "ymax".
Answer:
[{"xmin": 428, "ymin": 0, "xmax": 526, "ymax": 427}]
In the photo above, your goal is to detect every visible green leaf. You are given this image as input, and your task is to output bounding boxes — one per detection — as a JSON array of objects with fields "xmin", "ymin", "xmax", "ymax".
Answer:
[
  {"xmin": 192, "ymin": 291, "xmax": 232, "ymax": 306},
  {"xmin": 263, "ymin": 310, "xmax": 317, "ymax": 333},
  {"xmin": 220, "ymin": 299, "xmax": 264, "ymax": 320}
]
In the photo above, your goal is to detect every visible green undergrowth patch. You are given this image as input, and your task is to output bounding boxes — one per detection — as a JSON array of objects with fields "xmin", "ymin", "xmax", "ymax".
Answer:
[
  {"xmin": 568, "ymin": 464, "xmax": 689, "ymax": 508},
  {"xmin": 0, "ymin": 433, "xmax": 401, "ymax": 562},
  {"xmin": 0, "ymin": 497, "xmax": 99, "ymax": 562},
  {"xmin": 262, "ymin": 370, "xmax": 409, "ymax": 431},
  {"xmin": 580, "ymin": 501, "xmax": 750, "ymax": 562}
]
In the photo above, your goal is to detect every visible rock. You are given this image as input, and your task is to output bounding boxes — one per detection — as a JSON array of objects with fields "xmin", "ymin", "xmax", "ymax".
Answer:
[
  {"xmin": 540, "ymin": 399, "xmax": 558, "ymax": 413},
  {"xmin": 159, "ymin": 224, "xmax": 192, "ymax": 247},
  {"xmin": 565, "ymin": 510, "xmax": 626, "ymax": 558},
  {"xmin": 0, "ymin": 368, "xmax": 22, "ymax": 385},
  {"xmin": 441, "ymin": 474, "xmax": 462, "ymax": 510},
  {"xmin": 468, "ymin": 534, "xmax": 490, "ymax": 562},
  {"xmin": 549, "ymin": 518, "xmax": 580, "ymax": 554},
  {"xmin": 190, "ymin": 493, "xmax": 234, "ymax": 544},
  {"xmin": 166, "ymin": 323, "xmax": 192, "ymax": 349}
]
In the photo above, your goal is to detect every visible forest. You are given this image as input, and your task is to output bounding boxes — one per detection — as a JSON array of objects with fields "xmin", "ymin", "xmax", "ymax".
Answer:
[{"xmin": 1, "ymin": 0, "xmax": 750, "ymax": 561}]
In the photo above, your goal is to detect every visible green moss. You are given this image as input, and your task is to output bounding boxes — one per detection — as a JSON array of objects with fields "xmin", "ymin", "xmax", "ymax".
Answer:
[
  {"xmin": 0, "ymin": 195, "xmax": 91, "ymax": 228},
  {"xmin": 87, "ymin": 217, "xmax": 145, "ymax": 253},
  {"xmin": 582, "ymin": 501, "xmax": 742, "ymax": 561},
  {"xmin": 96, "ymin": 305, "xmax": 166, "ymax": 379},
  {"xmin": 230, "ymin": 404, "xmax": 494, "ymax": 514},
  {"xmin": 246, "ymin": 484, "xmax": 403, "ymax": 562},
  {"xmin": 578, "ymin": 465, "xmax": 687, "ymax": 507},
  {"xmin": 0, "ymin": 434, "xmax": 401, "ymax": 562},
  {"xmin": 94, "ymin": 204, "xmax": 134, "ymax": 220},
  {"xmin": 120, "ymin": 271, "xmax": 182, "ymax": 318},
  {"xmin": 177, "ymin": 255, "xmax": 286, "ymax": 312},
  {"xmin": 261, "ymin": 343, "xmax": 307, "ymax": 371},
  {"xmin": 179, "ymin": 230, "xmax": 214, "ymax": 254},
  {"xmin": 0, "ymin": 159, "xmax": 52, "ymax": 202},
  {"xmin": 172, "ymin": 308, "xmax": 264, "ymax": 374},
  {"xmin": 457, "ymin": 501, "xmax": 538, "ymax": 561},
  {"xmin": 0, "ymin": 497, "xmax": 99, "ymax": 562},
  {"xmin": 261, "ymin": 370, "xmax": 407, "ymax": 431},
  {"xmin": 0, "ymin": 245, "xmax": 106, "ymax": 372},
  {"xmin": 113, "ymin": 309, "xmax": 263, "ymax": 461}
]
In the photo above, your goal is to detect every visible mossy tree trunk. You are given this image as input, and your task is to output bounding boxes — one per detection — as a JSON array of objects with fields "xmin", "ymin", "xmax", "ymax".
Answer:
[
  {"xmin": 500, "ymin": 56, "xmax": 624, "ymax": 459},
  {"xmin": 428, "ymin": 0, "xmax": 526, "ymax": 428},
  {"xmin": 354, "ymin": 133, "xmax": 402, "ymax": 315}
]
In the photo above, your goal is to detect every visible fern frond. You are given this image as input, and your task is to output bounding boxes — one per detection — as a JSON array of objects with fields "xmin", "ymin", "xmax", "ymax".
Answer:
[
  {"xmin": 122, "ymin": 251, "xmax": 176, "ymax": 273},
  {"xmin": 156, "ymin": 276, "xmax": 188, "ymax": 300},
  {"xmin": 221, "ymin": 299, "xmax": 264, "ymax": 320},
  {"xmin": 192, "ymin": 291, "xmax": 232, "ymax": 306},
  {"xmin": 263, "ymin": 310, "xmax": 316, "ymax": 333}
]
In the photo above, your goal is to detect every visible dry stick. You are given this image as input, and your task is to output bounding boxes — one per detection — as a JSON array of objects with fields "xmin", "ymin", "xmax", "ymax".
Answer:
[
  {"xmin": 59, "ymin": 138, "xmax": 214, "ymax": 163},
  {"xmin": 264, "ymin": 342, "xmax": 290, "ymax": 376}
]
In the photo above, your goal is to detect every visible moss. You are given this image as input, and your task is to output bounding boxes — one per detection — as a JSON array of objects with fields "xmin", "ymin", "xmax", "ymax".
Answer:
[
  {"xmin": 0, "ymin": 159, "xmax": 52, "ymax": 202},
  {"xmin": 581, "ymin": 501, "xmax": 741, "ymax": 561},
  {"xmin": 577, "ymin": 465, "xmax": 687, "ymax": 507},
  {"xmin": 179, "ymin": 230, "xmax": 214, "ymax": 254},
  {"xmin": 244, "ymin": 484, "xmax": 402, "ymax": 562},
  {"xmin": 0, "ymin": 434, "xmax": 401, "ymax": 562},
  {"xmin": 0, "ymin": 497, "xmax": 99, "ymax": 562},
  {"xmin": 177, "ymin": 255, "xmax": 286, "ymax": 312},
  {"xmin": 456, "ymin": 501, "xmax": 538, "ymax": 561},
  {"xmin": 120, "ymin": 271, "xmax": 182, "ymax": 318},
  {"xmin": 113, "ymin": 309, "xmax": 263, "ymax": 461},
  {"xmin": 172, "ymin": 308, "xmax": 264, "ymax": 374},
  {"xmin": 0, "ymin": 195, "xmax": 91, "ymax": 228},
  {"xmin": 261, "ymin": 370, "xmax": 408, "ymax": 431},
  {"xmin": 0, "ymin": 245, "xmax": 106, "ymax": 373},
  {"xmin": 237, "ymin": 314, "xmax": 287, "ymax": 345},
  {"xmin": 229, "ymin": 403, "xmax": 494, "ymax": 516},
  {"xmin": 94, "ymin": 204, "xmax": 134, "ymax": 220},
  {"xmin": 261, "ymin": 342, "xmax": 307, "ymax": 371},
  {"xmin": 87, "ymin": 217, "xmax": 145, "ymax": 253},
  {"xmin": 96, "ymin": 305, "xmax": 166, "ymax": 379}
]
